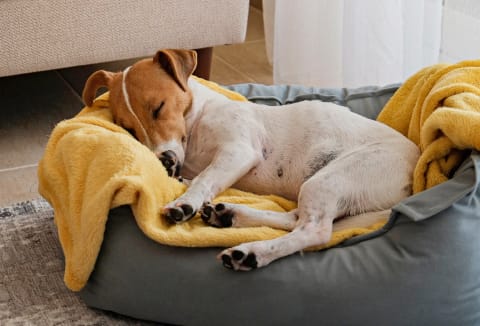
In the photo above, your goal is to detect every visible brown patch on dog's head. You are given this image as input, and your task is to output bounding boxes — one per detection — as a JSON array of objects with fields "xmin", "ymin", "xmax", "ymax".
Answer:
[
  {"xmin": 154, "ymin": 49, "xmax": 197, "ymax": 91},
  {"xmin": 82, "ymin": 49, "xmax": 198, "ymax": 162},
  {"xmin": 82, "ymin": 69, "xmax": 117, "ymax": 107}
]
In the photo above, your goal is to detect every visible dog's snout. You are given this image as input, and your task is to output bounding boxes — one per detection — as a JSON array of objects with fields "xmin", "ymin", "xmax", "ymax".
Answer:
[
  {"xmin": 159, "ymin": 150, "xmax": 181, "ymax": 177},
  {"xmin": 159, "ymin": 150, "xmax": 176, "ymax": 167}
]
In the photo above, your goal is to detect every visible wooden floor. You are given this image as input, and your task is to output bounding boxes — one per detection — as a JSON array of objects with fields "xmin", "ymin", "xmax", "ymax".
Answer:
[{"xmin": 0, "ymin": 6, "xmax": 271, "ymax": 206}]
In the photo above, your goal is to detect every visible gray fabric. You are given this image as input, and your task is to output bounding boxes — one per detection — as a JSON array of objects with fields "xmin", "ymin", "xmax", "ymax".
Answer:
[
  {"xmin": 225, "ymin": 83, "xmax": 400, "ymax": 120},
  {"xmin": 80, "ymin": 84, "xmax": 480, "ymax": 325}
]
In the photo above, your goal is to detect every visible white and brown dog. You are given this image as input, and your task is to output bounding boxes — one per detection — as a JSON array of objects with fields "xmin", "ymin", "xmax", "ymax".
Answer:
[{"xmin": 83, "ymin": 49, "xmax": 419, "ymax": 271}]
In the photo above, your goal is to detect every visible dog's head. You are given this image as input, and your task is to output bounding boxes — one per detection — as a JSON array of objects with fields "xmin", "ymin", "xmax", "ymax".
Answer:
[{"xmin": 82, "ymin": 49, "xmax": 197, "ymax": 177}]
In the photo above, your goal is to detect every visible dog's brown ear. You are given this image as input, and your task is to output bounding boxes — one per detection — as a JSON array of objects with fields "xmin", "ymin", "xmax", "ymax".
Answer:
[
  {"xmin": 154, "ymin": 49, "xmax": 197, "ymax": 91},
  {"xmin": 82, "ymin": 70, "xmax": 114, "ymax": 107}
]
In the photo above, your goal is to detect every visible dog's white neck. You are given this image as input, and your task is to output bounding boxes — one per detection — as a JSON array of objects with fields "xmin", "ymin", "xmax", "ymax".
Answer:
[{"xmin": 184, "ymin": 78, "xmax": 230, "ymax": 134}]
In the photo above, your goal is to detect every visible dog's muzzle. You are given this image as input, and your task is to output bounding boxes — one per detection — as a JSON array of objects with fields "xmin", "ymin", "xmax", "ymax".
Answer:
[{"xmin": 159, "ymin": 150, "xmax": 181, "ymax": 177}]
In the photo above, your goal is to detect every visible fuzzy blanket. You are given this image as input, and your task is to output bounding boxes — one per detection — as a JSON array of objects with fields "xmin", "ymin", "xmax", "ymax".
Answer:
[
  {"xmin": 38, "ymin": 79, "xmax": 386, "ymax": 291},
  {"xmin": 377, "ymin": 60, "xmax": 480, "ymax": 193}
]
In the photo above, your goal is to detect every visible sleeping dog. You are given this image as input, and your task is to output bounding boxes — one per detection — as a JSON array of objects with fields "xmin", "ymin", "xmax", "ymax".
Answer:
[{"xmin": 82, "ymin": 49, "xmax": 419, "ymax": 271}]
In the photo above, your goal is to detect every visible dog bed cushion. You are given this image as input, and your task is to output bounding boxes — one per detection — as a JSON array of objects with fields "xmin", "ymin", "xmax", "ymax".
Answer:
[{"xmin": 78, "ymin": 82, "xmax": 480, "ymax": 325}]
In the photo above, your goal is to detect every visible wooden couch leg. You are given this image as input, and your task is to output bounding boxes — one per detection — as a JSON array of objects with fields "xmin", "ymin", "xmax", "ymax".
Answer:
[{"xmin": 194, "ymin": 47, "xmax": 213, "ymax": 80}]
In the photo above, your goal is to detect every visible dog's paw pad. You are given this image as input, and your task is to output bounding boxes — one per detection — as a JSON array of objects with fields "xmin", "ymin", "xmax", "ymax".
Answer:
[
  {"xmin": 242, "ymin": 253, "xmax": 258, "ymax": 269},
  {"xmin": 220, "ymin": 250, "xmax": 258, "ymax": 271},
  {"xmin": 221, "ymin": 254, "xmax": 234, "ymax": 269},
  {"xmin": 200, "ymin": 203, "xmax": 234, "ymax": 227},
  {"xmin": 232, "ymin": 250, "xmax": 245, "ymax": 261},
  {"xmin": 164, "ymin": 204, "xmax": 196, "ymax": 223}
]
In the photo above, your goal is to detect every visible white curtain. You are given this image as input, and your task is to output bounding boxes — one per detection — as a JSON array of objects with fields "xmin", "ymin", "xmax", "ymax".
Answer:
[
  {"xmin": 263, "ymin": 0, "xmax": 444, "ymax": 87},
  {"xmin": 441, "ymin": 0, "xmax": 480, "ymax": 62}
]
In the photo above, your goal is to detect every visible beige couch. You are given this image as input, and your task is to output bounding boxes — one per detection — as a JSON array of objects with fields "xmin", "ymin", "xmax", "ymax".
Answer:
[{"xmin": 0, "ymin": 0, "xmax": 250, "ymax": 78}]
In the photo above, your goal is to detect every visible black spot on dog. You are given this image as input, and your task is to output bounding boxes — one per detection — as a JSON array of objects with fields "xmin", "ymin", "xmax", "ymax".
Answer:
[
  {"xmin": 304, "ymin": 151, "xmax": 339, "ymax": 180},
  {"xmin": 277, "ymin": 167, "xmax": 284, "ymax": 178},
  {"xmin": 402, "ymin": 184, "xmax": 413, "ymax": 195},
  {"xmin": 262, "ymin": 147, "xmax": 268, "ymax": 160}
]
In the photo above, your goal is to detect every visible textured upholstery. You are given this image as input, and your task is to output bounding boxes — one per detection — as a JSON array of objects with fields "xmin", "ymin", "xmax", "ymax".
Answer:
[{"xmin": 0, "ymin": 0, "xmax": 249, "ymax": 77}]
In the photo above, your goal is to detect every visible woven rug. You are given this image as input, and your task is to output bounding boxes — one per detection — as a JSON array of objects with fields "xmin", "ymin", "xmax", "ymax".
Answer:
[{"xmin": 0, "ymin": 198, "xmax": 154, "ymax": 325}]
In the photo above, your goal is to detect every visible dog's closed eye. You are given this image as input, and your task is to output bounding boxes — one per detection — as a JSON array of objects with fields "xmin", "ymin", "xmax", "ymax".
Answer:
[{"xmin": 153, "ymin": 101, "xmax": 165, "ymax": 120}]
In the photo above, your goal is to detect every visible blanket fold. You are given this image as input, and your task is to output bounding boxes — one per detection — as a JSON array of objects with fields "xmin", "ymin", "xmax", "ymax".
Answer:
[
  {"xmin": 377, "ymin": 61, "xmax": 480, "ymax": 192},
  {"xmin": 38, "ymin": 79, "xmax": 386, "ymax": 291}
]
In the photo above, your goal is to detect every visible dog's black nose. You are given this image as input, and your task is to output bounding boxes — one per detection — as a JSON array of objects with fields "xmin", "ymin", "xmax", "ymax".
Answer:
[
  {"xmin": 159, "ymin": 150, "xmax": 180, "ymax": 177},
  {"xmin": 159, "ymin": 150, "xmax": 176, "ymax": 168}
]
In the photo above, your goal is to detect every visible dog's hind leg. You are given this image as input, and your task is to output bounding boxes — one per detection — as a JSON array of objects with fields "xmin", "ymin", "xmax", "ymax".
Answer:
[
  {"xmin": 218, "ymin": 169, "xmax": 339, "ymax": 271},
  {"xmin": 218, "ymin": 146, "xmax": 413, "ymax": 271},
  {"xmin": 201, "ymin": 203, "xmax": 298, "ymax": 231},
  {"xmin": 218, "ymin": 212, "xmax": 335, "ymax": 271}
]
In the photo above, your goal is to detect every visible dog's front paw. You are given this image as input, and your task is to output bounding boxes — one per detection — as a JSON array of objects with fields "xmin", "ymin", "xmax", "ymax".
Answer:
[
  {"xmin": 200, "ymin": 203, "xmax": 234, "ymax": 227},
  {"xmin": 163, "ymin": 202, "xmax": 197, "ymax": 223},
  {"xmin": 218, "ymin": 248, "xmax": 258, "ymax": 271}
]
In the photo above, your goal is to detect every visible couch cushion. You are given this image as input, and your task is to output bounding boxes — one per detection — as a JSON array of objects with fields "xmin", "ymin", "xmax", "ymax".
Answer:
[{"xmin": 0, "ymin": 0, "xmax": 249, "ymax": 77}]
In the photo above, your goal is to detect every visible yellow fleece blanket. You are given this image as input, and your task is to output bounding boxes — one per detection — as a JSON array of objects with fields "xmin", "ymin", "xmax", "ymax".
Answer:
[
  {"xmin": 38, "ymin": 79, "xmax": 385, "ymax": 291},
  {"xmin": 377, "ymin": 60, "xmax": 480, "ymax": 193}
]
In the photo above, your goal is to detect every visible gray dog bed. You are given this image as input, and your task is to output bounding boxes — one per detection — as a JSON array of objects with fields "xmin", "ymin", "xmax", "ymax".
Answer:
[{"xmin": 79, "ymin": 83, "xmax": 480, "ymax": 325}]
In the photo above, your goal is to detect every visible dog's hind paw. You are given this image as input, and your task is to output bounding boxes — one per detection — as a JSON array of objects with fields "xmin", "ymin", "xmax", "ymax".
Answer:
[
  {"xmin": 218, "ymin": 248, "xmax": 258, "ymax": 271},
  {"xmin": 200, "ymin": 203, "xmax": 234, "ymax": 227}
]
